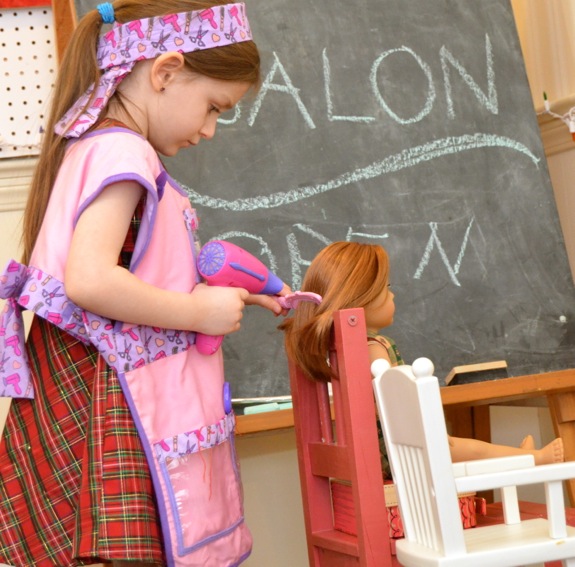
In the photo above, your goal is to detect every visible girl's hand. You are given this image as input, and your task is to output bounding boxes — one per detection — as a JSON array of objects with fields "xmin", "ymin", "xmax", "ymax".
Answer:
[
  {"xmin": 245, "ymin": 282, "xmax": 293, "ymax": 317},
  {"xmin": 190, "ymin": 283, "xmax": 249, "ymax": 335}
]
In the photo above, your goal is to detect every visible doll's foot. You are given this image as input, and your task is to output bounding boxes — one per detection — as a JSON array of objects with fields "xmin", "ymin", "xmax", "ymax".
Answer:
[
  {"xmin": 520, "ymin": 434, "xmax": 535, "ymax": 450},
  {"xmin": 533, "ymin": 437, "xmax": 564, "ymax": 465}
]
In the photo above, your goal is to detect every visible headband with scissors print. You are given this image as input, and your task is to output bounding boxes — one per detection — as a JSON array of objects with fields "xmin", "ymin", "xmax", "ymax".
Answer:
[{"xmin": 55, "ymin": 2, "xmax": 253, "ymax": 138}]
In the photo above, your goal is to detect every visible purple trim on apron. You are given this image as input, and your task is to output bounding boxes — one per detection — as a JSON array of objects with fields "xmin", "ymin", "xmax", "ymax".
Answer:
[
  {"xmin": 0, "ymin": 260, "xmax": 34, "ymax": 398},
  {"xmin": 154, "ymin": 412, "xmax": 236, "ymax": 463}
]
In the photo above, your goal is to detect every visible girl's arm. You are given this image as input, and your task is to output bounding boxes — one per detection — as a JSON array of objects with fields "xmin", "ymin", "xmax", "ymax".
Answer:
[{"xmin": 65, "ymin": 180, "xmax": 284, "ymax": 333}]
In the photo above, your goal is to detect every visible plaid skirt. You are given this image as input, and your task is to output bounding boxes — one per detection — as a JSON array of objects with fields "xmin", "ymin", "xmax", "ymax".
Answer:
[{"xmin": 0, "ymin": 316, "xmax": 165, "ymax": 567}]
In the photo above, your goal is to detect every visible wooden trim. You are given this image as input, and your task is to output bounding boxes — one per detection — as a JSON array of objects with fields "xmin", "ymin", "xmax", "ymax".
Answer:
[
  {"xmin": 52, "ymin": 0, "xmax": 77, "ymax": 63},
  {"xmin": 440, "ymin": 368, "xmax": 575, "ymax": 407},
  {"xmin": 236, "ymin": 407, "xmax": 295, "ymax": 435},
  {"xmin": 0, "ymin": 158, "xmax": 35, "ymax": 213},
  {"xmin": 537, "ymin": 95, "xmax": 575, "ymax": 157}
]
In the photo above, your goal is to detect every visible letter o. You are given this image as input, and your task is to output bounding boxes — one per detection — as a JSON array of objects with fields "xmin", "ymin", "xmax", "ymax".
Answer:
[{"xmin": 370, "ymin": 46, "xmax": 436, "ymax": 125}]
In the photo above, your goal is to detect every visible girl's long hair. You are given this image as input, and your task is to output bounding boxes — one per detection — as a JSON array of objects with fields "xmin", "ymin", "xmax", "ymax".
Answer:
[
  {"xmin": 21, "ymin": 0, "xmax": 260, "ymax": 264},
  {"xmin": 279, "ymin": 242, "xmax": 390, "ymax": 382}
]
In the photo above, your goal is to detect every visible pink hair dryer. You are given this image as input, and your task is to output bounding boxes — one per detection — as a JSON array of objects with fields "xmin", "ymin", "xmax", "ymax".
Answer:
[
  {"xmin": 195, "ymin": 240, "xmax": 285, "ymax": 355},
  {"xmin": 195, "ymin": 241, "xmax": 322, "ymax": 355}
]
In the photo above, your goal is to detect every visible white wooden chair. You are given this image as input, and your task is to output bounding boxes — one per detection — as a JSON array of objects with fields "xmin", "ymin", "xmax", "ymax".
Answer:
[{"xmin": 371, "ymin": 357, "xmax": 575, "ymax": 567}]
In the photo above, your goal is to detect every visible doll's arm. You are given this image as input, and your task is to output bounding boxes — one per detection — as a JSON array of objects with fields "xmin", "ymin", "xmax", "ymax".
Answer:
[{"xmin": 368, "ymin": 339, "xmax": 392, "ymax": 366}]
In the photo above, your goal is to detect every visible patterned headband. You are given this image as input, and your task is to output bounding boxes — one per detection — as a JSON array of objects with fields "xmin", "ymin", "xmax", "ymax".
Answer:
[{"xmin": 55, "ymin": 2, "xmax": 253, "ymax": 138}]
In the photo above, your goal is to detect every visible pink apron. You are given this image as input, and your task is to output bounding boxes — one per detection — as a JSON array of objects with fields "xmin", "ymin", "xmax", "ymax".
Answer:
[{"xmin": 0, "ymin": 129, "xmax": 252, "ymax": 566}]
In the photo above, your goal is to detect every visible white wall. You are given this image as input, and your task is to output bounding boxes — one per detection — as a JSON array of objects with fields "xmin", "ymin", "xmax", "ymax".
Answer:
[{"xmin": 236, "ymin": 430, "xmax": 308, "ymax": 567}]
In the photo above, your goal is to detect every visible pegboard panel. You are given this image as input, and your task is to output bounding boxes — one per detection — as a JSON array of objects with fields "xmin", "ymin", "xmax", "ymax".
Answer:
[{"xmin": 0, "ymin": 6, "xmax": 56, "ymax": 158}]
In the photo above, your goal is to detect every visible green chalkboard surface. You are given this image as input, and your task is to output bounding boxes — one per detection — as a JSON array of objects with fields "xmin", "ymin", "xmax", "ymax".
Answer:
[{"xmin": 76, "ymin": 0, "xmax": 575, "ymax": 398}]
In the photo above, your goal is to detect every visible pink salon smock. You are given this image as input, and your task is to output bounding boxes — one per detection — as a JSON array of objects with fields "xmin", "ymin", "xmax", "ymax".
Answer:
[{"xmin": 0, "ymin": 126, "xmax": 252, "ymax": 567}]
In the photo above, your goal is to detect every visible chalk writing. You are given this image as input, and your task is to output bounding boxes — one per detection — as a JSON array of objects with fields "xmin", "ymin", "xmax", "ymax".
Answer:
[
  {"xmin": 242, "ymin": 34, "xmax": 496, "ymax": 129},
  {"xmin": 211, "ymin": 219, "xmax": 475, "ymax": 291},
  {"xmin": 413, "ymin": 218, "xmax": 475, "ymax": 286},
  {"xmin": 371, "ymin": 46, "xmax": 435, "ymax": 124},
  {"xmin": 441, "ymin": 34, "xmax": 497, "ymax": 119},
  {"xmin": 169, "ymin": 0, "xmax": 575, "ymax": 397},
  {"xmin": 324, "ymin": 48, "xmax": 375, "ymax": 124},
  {"xmin": 184, "ymin": 134, "xmax": 539, "ymax": 212},
  {"xmin": 248, "ymin": 52, "xmax": 316, "ymax": 129}
]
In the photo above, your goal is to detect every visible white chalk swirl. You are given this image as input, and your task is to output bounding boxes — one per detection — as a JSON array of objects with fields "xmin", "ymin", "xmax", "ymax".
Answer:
[{"xmin": 184, "ymin": 133, "xmax": 540, "ymax": 211}]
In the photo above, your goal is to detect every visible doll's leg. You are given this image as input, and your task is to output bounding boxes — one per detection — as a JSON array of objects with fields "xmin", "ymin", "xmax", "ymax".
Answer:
[
  {"xmin": 448, "ymin": 435, "xmax": 564, "ymax": 465},
  {"xmin": 520, "ymin": 434, "xmax": 536, "ymax": 449},
  {"xmin": 531, "ymin": 438, "xmax": 564, "ymax": 465}
]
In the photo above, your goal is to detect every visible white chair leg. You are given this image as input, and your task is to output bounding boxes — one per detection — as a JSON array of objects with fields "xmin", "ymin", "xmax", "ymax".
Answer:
[
  {"xmin": 545, "ymin": 480, "xmax": 568, "ymax": 538},
  {"xmin": 500, "ymin": 485, "xmax": 521, "ymax": 524}
]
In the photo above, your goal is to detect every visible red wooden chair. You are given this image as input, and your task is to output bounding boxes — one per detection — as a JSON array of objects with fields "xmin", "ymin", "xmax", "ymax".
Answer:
[{"xmin": 288, "ymin": 307, "xmax": 398, "ymax": 566}]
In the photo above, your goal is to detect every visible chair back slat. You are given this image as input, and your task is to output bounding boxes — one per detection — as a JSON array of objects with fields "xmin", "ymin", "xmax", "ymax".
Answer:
[
  {"xmin": 373, "ymin": 362, "xmax": 466, "ymax": 556},
  {"xmin": 289, "ymin": 308, "xmax": 396, "ymax": 566},
  {"xmin": 316, "ymin": 381, "xmax": 334, "ymax": 444}
]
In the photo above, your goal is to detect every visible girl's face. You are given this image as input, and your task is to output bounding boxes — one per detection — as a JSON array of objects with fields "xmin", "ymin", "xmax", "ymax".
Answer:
[
  {"xmin": 364, "ymin": 283, "xmax": 395, "ymax": 333},
  {"xmin": 148, "ymin": 73, "xmax": 250, "ymax": 156}
]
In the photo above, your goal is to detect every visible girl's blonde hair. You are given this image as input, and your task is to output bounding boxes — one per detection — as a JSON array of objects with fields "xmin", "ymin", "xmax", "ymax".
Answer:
[
  {"xmin": 279, "ymin": 241, "xmax": 390, "ymax": 382},
  {"xmin": 22, "ymin": 0, "xmax": 260, "ymax": 264}
]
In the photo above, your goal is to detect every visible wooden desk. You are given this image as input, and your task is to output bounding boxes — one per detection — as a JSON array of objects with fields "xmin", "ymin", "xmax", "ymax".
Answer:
[
  {"xmin": 237, "ymin": 407, "xmax": 296, "ymax": 436},
  {"xmin": 238, "ymin": 368, "xmax": 575, "ymax": 503}
]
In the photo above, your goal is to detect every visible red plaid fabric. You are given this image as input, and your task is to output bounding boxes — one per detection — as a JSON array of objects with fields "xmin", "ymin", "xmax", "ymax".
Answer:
[
  {"xmin": 0, "ymin": 201, "xmax": 165, "ymax": 566},
  {"xmin": 0, "ymin": 319, "xmax": 164, "ymax": 567}
]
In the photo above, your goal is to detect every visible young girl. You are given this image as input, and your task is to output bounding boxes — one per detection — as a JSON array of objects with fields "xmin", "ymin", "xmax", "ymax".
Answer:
[
  {"xmin": 0, "ymin": 2, "xmax": 289, "ymax": 566},
  {"xmin": 280, "ymin": 241, "xmax": 564, "ymax": 480}
]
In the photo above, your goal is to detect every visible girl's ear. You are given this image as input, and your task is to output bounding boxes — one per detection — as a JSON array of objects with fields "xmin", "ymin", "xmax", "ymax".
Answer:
[{"xmin": 150, "ymin": 52, "xmax": 185, "ymax": 92}]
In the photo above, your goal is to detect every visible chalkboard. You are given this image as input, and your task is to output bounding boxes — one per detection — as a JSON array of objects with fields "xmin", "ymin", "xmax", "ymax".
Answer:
[{"xmin": 75, "ymin": 0, "xmax": 575, "ymax": 397}]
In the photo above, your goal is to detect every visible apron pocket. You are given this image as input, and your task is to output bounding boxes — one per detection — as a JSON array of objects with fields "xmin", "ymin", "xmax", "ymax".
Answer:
[{"xmin": 154, "ymin": 413, "xmax": 245, "ymax": 557}]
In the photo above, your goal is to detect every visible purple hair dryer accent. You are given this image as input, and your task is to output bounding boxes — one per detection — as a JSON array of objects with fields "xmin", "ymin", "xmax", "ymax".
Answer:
[{"xmin": 195, "ymin": 241, "xmax": 285, "ymax": 355}]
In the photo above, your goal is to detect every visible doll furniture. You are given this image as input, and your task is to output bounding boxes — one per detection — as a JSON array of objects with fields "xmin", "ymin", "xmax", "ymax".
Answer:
[
  {"xmin": 372, "ymin": 356, "xmax": 575, "ymax": 567},
  {"xmin": 288, "ymin": 307, "xmax": 398, "ymax": 566}
]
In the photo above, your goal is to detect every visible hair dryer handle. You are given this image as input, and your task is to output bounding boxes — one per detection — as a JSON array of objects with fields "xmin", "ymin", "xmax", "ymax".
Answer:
[{"xmin": 195, "ymin": 333, "xmax": 224, "ymax": 356}]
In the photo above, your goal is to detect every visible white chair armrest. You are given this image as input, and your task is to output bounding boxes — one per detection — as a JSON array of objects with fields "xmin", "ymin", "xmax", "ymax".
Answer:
[
  {"xmin": 452, "ymin": 455, "xmax": 533, "ymax": 480},
  {"xmin": 463, "ymin": 454, "xmax": 535, "ymax": 475},
  {"xmin": 455, "ymin": 461, "xmax": 575, "ymax": 494},
  {"xmin": 452, "ymin": 462, "xmax": 467, "ymax": 478},
  {"xmin": 452, "ymin": 455, "xmax": 534, "ymax": 525}
]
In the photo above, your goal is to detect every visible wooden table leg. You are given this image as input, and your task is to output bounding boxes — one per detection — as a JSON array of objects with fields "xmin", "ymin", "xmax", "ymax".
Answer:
[
  {"xmin": 444, "ymin": 405, "xmax": 493, "ymax": 502},
  {"xmin": 445, "ymin": 406, "xmax": 473, "ymax": 438},
  {"xmin": 444, "ymin": 405, "xmax": 491, "ymax": 442}
]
